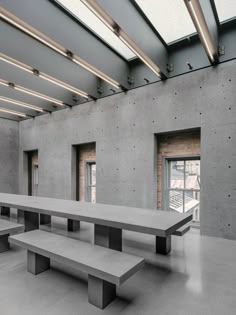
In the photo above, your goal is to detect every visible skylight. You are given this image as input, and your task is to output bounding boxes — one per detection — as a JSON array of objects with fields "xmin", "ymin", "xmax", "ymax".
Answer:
[
  {"xmin": 55, "ymin": 0, "xmax": 136, "ymax": 60},
  {"xmin": 134, "ymin": 0, "xmax": 196, "ymax": 44},
  {"xmin": 214, "ymin": 0, "xmax": 236, "ymax": 22}
]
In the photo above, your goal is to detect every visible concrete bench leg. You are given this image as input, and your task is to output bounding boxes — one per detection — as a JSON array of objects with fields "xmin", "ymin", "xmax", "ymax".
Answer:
[
  {"xmin": 88, "ymin": 275, "xmax": 116, "ymax": 309},
  {"xmin": 0, "ymin": 234, "xmax": 10, "ymax": 253},
  {"xmin": 27, "ymin": 250, "xmax": 50, "ymax": 275},
  {"xmin": 67, "ymin": 219, "xmax": 80, "ymax": 232},
  {"xmin": 156, "ymin": 235, "xmax": 171, "ymax": 255},
  {"xmin": 0, "ymin": 206, "xmax": 10, "ymax": 217},
  {"xmin": 24, "ymin": 211, "xmax": 39, "ymax": 232},
  {"xmin": 17, "ymin": 209, "xmax": 25, "ymax": 224},
  {"xmin": 40, "ymin": 214, "xmax": 51, "ymax": 226},
  {"xmin": 94, "ymin": 224, "xmax": 122, "ymax": 251}
]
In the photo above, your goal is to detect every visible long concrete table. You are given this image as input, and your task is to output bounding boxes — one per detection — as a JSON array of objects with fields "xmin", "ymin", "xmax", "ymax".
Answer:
[{"xmin": 0, "ymin": 193, "xmax": 192, "ymax": 255}]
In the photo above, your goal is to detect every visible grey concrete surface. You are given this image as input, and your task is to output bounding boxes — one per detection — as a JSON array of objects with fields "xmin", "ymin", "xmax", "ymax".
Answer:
[
  {"xmin": 9, "ymin": 229, "xmax": 144, "ymax": 286},
  {"xmin": 0, "ymin": 119, "xmax": 18, "ymax": 194},
  {"xmin": 1, "ymin": 217, "xmax": 236, "ymax": 315},
  {"xmin": 0, "ymin": 218, "xmax": 24, "ymax": 236},
  {"xmin": 17, "ymin": 60, "xmax": 236, "ymax": 240},
  {"xmin": 0, "ymin": 193, "xmax": 192, "ymax": 236}
]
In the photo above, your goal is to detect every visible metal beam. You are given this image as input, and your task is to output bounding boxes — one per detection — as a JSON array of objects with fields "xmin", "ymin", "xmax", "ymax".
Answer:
[
  {"xmin": 0, "ymin": 0, "xmax": 130, "ymax": 89},
  {"xmin": 0, "ymin": 53, "xmax": 92, "ymax": 100},
  {"xmin": 184, "ymin": 0, "xmax": 219, "ymax": 64},
  {"xmin": 96, "ymin": 0, "xmax": 168, "ymax": 78},
  {"xmin": 0, "ymin": 78, "xmax": 72, "ymax": 108}
]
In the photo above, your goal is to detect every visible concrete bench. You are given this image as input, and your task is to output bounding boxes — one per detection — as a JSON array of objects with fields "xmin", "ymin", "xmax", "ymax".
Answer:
[
  {"xmin": 172, "ymin": 224, "xmax": 191, "ymax": 236},
  {"xmin": 9, "ymin": 230, "xmax": 144, "ymax": 309},
  {"xmin": 0, "ymin": 219, "xmax": 24, "ymax": 253}
]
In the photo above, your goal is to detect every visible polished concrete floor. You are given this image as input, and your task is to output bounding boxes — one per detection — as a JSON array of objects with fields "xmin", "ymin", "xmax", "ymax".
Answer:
[{"xmin": 0, "ymin": 212, "xmax": 236, "ymax": 315}]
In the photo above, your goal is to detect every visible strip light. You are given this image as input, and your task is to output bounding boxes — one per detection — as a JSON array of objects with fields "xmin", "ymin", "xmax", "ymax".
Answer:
[
  {"xmin": 0, "ymin": 96, "xmax": 44, "ymax": 112},
  {"xmin": 0, "ymin": 53, "xmax": 89, "ymax": 98},
  {"xmin": 81, "ymin": 0, "xmax": 166, "ymax": 79},
  {"xmin": 0, "ymin": 106, "xmax": 27, "ymax": 118},
  {"xmin": 0, "ymin": 79, "xmax": 66, "ymax": 106},
  {"xmin": 0, "ymin": 7, "xmax": 121, "ymax": 89},
  {"xmin": 184, "ymin": 0, "xmax": 218, "ymax": 64}
]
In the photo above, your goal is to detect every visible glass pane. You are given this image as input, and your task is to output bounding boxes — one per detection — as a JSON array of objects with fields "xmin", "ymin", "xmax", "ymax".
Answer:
[
  {"xmin": 56, "ymin": 0, "xmax": 136, "ymax": 60},
  {"xmin": 185, "ymin": 160, "xmax": 200, "ymax": 189},
  {"xmin": 214, "ymin": 0, "xmax": 236, "ymax": 22},
  {"xmin": 169, "ymin": 190, "xmax": 183, "ymax": 213},
  {"xmin": 169, "ymin": 161, "xmax": 184, "ymax": 189},
  {"xmin": 184, "ymin": 191, "xmax": 200, "ymax": 222},
  {"xmin": 134, "ymin": 0, "xmax": 196, "ymax": 43},
  {"xmin": 91, "ymin": 164, "xmax": 96, "ymax": 186}
]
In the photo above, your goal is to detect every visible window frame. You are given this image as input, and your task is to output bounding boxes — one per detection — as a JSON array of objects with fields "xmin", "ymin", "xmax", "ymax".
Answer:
[
  {"xmin": 162, "ymin": 155, "xmax": 200, "ymax": 213},
  {"xmin": 85, "ymin": 160, "xmax": 96, "ymax": 203}
]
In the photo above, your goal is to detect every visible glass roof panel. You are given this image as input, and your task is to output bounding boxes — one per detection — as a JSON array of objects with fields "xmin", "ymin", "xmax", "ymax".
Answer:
[
  {"xmin": 55, "ymin": 0, "xmax": 136, "ymax": 60},
  {"xmin": 214, "ymin": 0, "xmax": 236, "ymax": 22},
  {"xmin": 134, "ymin": 0, "xmax": 196, "ymax": 44}
]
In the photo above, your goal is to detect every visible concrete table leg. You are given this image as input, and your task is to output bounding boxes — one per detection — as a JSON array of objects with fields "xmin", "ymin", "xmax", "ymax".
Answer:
[
  {"xmin": 94, "ymin": 224, "xmax": 122, "ymax": 251},
  {"xmin": 0, "ymin": 234, "xmax": 10, "ymax": 253},
  {"xmin": 0, "ymin": 206, "xmax": 10, "ymax": 217},
  {"xmin": 67, "ymin": 219, "xmax": 80, "ymax": 232},
  {"xmin": 24, "ymin": 211, "xmax": 39, "ymax": 232},
  {"xmin": 156, "ymin": 235, "xmax": 171, "ymax": 255},
  {"xmin": 88, "ymin": 274, "xmax": 116, "ymax": 309},
  {"xmin": 27, "ymin": 250, "xmax": 50, "ymax": 275},
  {"xmin": 17, "ymin": 209, "xmax": 25, "ymax": 224},
  {"xmin": 40, "ymin": 214, "xmax": 51, "ymax": 226}
]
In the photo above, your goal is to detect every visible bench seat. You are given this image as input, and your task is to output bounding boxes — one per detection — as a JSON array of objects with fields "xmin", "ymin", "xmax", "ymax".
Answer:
[
  {"xmin": 9, "ymin": 230, "xmax": 144, "ymax": 309},
  {"xmin": 172, "ymin": 224, "xmax": 190, "ymax": 236},
  {"xmin": 0, "ymin": 219, "xmax": 24, "ymax": 253}
]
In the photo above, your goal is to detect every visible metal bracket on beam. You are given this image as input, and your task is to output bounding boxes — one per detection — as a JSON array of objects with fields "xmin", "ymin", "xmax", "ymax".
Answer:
[
  {"xmin": 218, "ymin": 45, "xmax": 225, "ymax": 56},
  {"xmin": 97, "ymin": 86, "xmax": 104, "ymax": 95},
  {"xmin": 32, "ymin": 69, "xmax": 40, "ymax": 76},
  {"xmin": 127, "ymin": 76, "xmax": 134, "ymax": 85},
  {"xmin": 166, "ymin": 64, "xmax": 174, "ymax": 73}
]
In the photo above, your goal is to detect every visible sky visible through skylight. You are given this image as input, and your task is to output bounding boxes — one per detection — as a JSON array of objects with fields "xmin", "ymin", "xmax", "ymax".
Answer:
[
  {"xmin": 214, "ymin": 0, "xmax": 236, "ymax": 22},
  {"xmin": 56, "ymin": 0, "xmax": 136, "ymax": 60},
  {"xmin": 56, "ymin": 0, "xmax": 236, "ymax": 56},
  {"xmin": 134, "ymin": 0, "xmax": 196, "ymax": 43}
]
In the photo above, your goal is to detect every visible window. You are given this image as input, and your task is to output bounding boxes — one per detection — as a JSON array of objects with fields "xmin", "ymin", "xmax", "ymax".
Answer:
[
  {"xmin": 32, "ymin": 162, "xmax": 39, "ymax": 196},
  {"xmin": 164, "ymin": 158, "xmax": 200, "ymax": 222},
  {"xmin": 28, "ymin": 150, "xmax": 38, "ymax": 196},
  {"xmin": 86, "ymin": 161, "xmax": 96, "ymax": 203}
]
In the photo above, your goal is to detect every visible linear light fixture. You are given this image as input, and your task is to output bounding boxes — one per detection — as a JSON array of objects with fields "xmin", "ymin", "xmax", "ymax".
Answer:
[
  {"xmin": 0, "ymin": 78, "xmax": 69, "ymax": 107},
  {"xmin": 0, "ymin": 53, "xmax": 89, "ymax": 99},
  {"xmin": 0, "ymin": 96, "xmax": 45, "ymax": 113},
  {"xmin": 0, "ymin": 106, "xmax": 27, "ymax": 118},
  {"xmin": 184, "ymin": 0, "xmax": 219, "ymax": 64},
  {"xmin": 81, "ymin": 0, "xmax": 167, "ymax": 79},
  {"xmin": 0, "ymin": 7, "xmax": 121, "ymax": 89}
]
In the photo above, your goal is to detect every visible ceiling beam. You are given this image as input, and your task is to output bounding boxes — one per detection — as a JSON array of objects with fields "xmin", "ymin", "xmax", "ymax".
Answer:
[
  {"xmin": 184, "ymin": 0, "xmax": 219, "ymax": 64},
  {"xmin": 0, "ymin": 53, "xmax": 93, "ymax": 100},
  {"xmin": 96, "ymin": 0, "xmax": 168, "ymax": 79},
  {"xmin": 0, "ymin": 0, "xmax": 130, "ymax": 90}
]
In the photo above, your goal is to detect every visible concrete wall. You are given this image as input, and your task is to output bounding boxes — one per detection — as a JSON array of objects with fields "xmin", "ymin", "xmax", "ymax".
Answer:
[
  {"xmin": 18, "ymin": 60, "xmax": 236, "ymax": 240},
  {"xmin": 0, "ymin": 119, "xmax": 19, "ymax": 194}
]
